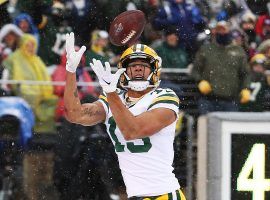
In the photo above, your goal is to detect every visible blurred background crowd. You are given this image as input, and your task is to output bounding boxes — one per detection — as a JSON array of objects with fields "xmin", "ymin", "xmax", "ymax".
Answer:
[{"xmin": 0, "ymin": 0, "xmax": 270, "ymax": 199}]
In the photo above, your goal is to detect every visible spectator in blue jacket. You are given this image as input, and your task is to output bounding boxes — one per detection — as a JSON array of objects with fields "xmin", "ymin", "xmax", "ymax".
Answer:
[
  {"xmin": 14, "ymin": 13, "xmax": 39, "ymax": 47},
  {"xmin": 152, "ymin": 0, "xmax": 206, "ymax": 60}
]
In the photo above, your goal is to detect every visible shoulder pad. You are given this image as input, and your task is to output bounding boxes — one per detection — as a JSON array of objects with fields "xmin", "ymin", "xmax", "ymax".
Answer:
[{"xmin": 148, "ymin": 88, "xmax": 179, "ymax": 110}]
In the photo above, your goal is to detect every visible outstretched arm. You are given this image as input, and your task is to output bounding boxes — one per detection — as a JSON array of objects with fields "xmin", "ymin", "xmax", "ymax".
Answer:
[{"xmin": 64, "ymin": 32, "xmax": 106, "ymax": 125}]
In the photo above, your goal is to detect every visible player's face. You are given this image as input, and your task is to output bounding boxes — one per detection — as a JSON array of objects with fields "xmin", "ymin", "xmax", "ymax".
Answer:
[{"xmin": 126, "ymin": 59, "xmax": 151, "ymax": 81}]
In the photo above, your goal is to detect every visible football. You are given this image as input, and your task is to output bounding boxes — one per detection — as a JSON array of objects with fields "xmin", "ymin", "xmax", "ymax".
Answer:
[{"xmin": 109, "ymin": 10, "xmax": 146, "ymax": 47}]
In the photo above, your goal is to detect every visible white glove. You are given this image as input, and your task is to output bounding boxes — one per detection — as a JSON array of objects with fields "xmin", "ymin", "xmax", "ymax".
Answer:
[
  {"xmin": 65, "ymin": 32, "xmax": 86, "ymax": 73},
  {"xmin": 90, "ymin": 59, "xmax": 126, "ymax": 93}
]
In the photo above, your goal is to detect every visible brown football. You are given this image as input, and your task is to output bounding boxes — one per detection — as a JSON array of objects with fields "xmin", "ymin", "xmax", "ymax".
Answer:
[{"xmin": 109, "ymin": 10, "xmax": 146, "ymax": 46}]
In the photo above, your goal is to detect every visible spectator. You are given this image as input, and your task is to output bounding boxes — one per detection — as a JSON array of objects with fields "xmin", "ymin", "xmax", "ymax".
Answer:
[
  {"xmin": 0, "ymin": 24, "xmax": 23, "ymax": 65},
  {"xmin": 191, "ymin": 21, "xmax": 251, "ymax": 115},
  {"xmin": 154, "ymin": 26, "xmax": 187, "ymax": 98},
  {"xmin": 255, "ymin": 10, "xmax": 270, "ymax": 40},
  {"xmin": 155, "ymin": 26, "xmax": 189, "ymax": 69},
  {"xmin": 0, "ymin": 24, "xmax": 23, "ymax": 89},
  {"xmin": 152, "ymin": 0, "xmax": 206, "ymax": 60},
  {"xmin": 215, "ymin": 0, "xmax": 247, "ymax": 29},
  {"xmin": 240, "ymin": 53, "xmax": 270, "ymax": 112},
  {"xmin": 15, "ymin": 0, "xmax": 52, "ymax": 26},
  {"xmin": 231, "ymin": 29, "xmax": 251, "ymax": 59},
  {"xmin": 260, "ymin": 17, "xmax": 270, "ymax": 41},
  {"xmin": 196, "ymin": 18, "xmax": 218, "ymax": 47},
  {"xmin": 38, "ymin": 1, "xmax": 73, "ymax": 66},
  {"xmin": 257, "ymin": 39, "xmax": 270, "ymax": 70},
  {"xmin": 2, "ymin": 34, "xmax": 57, "ymax": 133},
  {"xmin": 13, "ymin": 13, "xmax": 39, "ymax": 46},
  {"xmin": 231, "ymin": 29, "xmax": 247, "ymax": 47},
  {"xmin": 239, "ymin": 11, "xmax": 258, "ymax": 58},
  {"xmin": 52, "ymin": 47, "xmax": 96, "ymax": 122},
  {"xmin": 240, "ymin": 11, "xmax": 257, "ymax": 45},
  {"xmin": 85, "ymin": 30, "xmax": 116, "ymax": 65}
]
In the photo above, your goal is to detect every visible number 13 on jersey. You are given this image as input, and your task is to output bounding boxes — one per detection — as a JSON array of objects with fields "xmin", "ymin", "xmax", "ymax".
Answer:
[{"xmin": 108, "ymin": 117, "xmax": 152, "ymax": 153}]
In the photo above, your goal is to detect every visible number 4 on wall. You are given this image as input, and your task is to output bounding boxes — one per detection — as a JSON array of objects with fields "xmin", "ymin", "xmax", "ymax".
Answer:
[{"xmin": 237, "ymin": 144, "xmax": 270, "ymax": 200}]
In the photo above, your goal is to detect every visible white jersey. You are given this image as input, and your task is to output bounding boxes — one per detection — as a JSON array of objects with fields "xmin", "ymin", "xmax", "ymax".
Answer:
[{"xmin": 98, "ymin": 87, "xmax": 180, "ymax": 197}]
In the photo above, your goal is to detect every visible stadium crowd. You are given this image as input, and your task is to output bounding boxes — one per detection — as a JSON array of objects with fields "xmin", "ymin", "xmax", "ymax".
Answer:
[{"xmin": 0, "ymin": 0, "xmax": 270, "ymax": 199}]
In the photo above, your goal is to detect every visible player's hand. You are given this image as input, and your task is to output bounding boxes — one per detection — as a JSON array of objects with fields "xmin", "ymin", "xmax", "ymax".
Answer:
[
  {"xmin": 65, "ymin": 32, "xmax": 86, "ymax": 73},
  {"xmin": 198, "ymin": 80, "xmax": 212, "ymax": 95},
  {"xmin": 240, "ymin": 88, "xmax": 251, "ymax": 104},
  {"xmin": 90, "ymin": 59, "xmax": 126, "ymax": 93}
]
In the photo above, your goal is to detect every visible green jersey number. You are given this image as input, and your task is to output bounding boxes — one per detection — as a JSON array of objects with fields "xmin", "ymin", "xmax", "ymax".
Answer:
[{"xmin": 108, "ymin": 117, "xmax": 152, "ymax": 153}]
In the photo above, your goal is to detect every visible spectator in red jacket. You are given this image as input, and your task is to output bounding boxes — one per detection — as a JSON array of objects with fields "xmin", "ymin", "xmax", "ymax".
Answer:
[
  {"xmin": 260, "ymin": 17, "xmax": 270, "ymax": 41},
  {"xmin": 255, "ymin": 14, "xmax": 270, "ymax": 40}
]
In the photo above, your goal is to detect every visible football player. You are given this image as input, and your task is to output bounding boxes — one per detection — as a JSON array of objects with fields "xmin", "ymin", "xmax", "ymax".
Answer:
[{"xmin": 64, "ymin": 32, "xmax": 186, "ymax": 200}]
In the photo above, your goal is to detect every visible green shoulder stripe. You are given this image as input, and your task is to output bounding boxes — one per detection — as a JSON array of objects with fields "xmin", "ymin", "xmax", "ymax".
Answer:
[
  {"xmin": 148, "ymin": 99, "xmax": 179, "ymax": 110},
  {"xmin": 157, "ymin": 93, "xmax": 178, "ymax": 98},
  {"xmin": 148, "ymin": 93, "xmax": 179, "ymax": 110}
]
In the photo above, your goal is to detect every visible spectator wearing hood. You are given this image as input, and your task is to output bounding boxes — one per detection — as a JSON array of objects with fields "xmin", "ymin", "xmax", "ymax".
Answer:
[
  {"xmin": 0, "ymin": 24, "xmax": 23, "ymax": 66},
  {"xmin": 152, "ymin": 0, "xmax": 206, "ymax": 60},
  {"xmin": 2, "ymin": 34, "xmax": 57, "ymax": 133},
  {"xmin": 14, "ymin": 13, "xmax": 39, "ymax": 47},
  {"xmin": 52, "ymin": 46, "xmax": 96, "ymax": 121},
  {"xmin": 191, "ymin": 21, "xmax": 251, "ymax": 114},
  {"xmin": 240, "ymin": 11, "xmax": 258, "ymax": 45},
  {"xmin": 85, "ymin": 30, "xmax": 116, "ymax": 65}
]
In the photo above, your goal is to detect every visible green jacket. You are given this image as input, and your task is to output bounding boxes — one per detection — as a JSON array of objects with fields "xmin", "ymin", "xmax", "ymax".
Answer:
[
  {"xmin": 38, "ymin": 18, "xmax": 72, "ymax": 66},
  {"xmin": 155, "ymin": 43, "xmax": 188, "ymax": 69},
  {"xmin": 85, "ymin": 50, "xmax": 110, "ymax": 65},
  {"xmin": 191, "ymin": 42, "xmax": 250, "ymax": 99}
]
